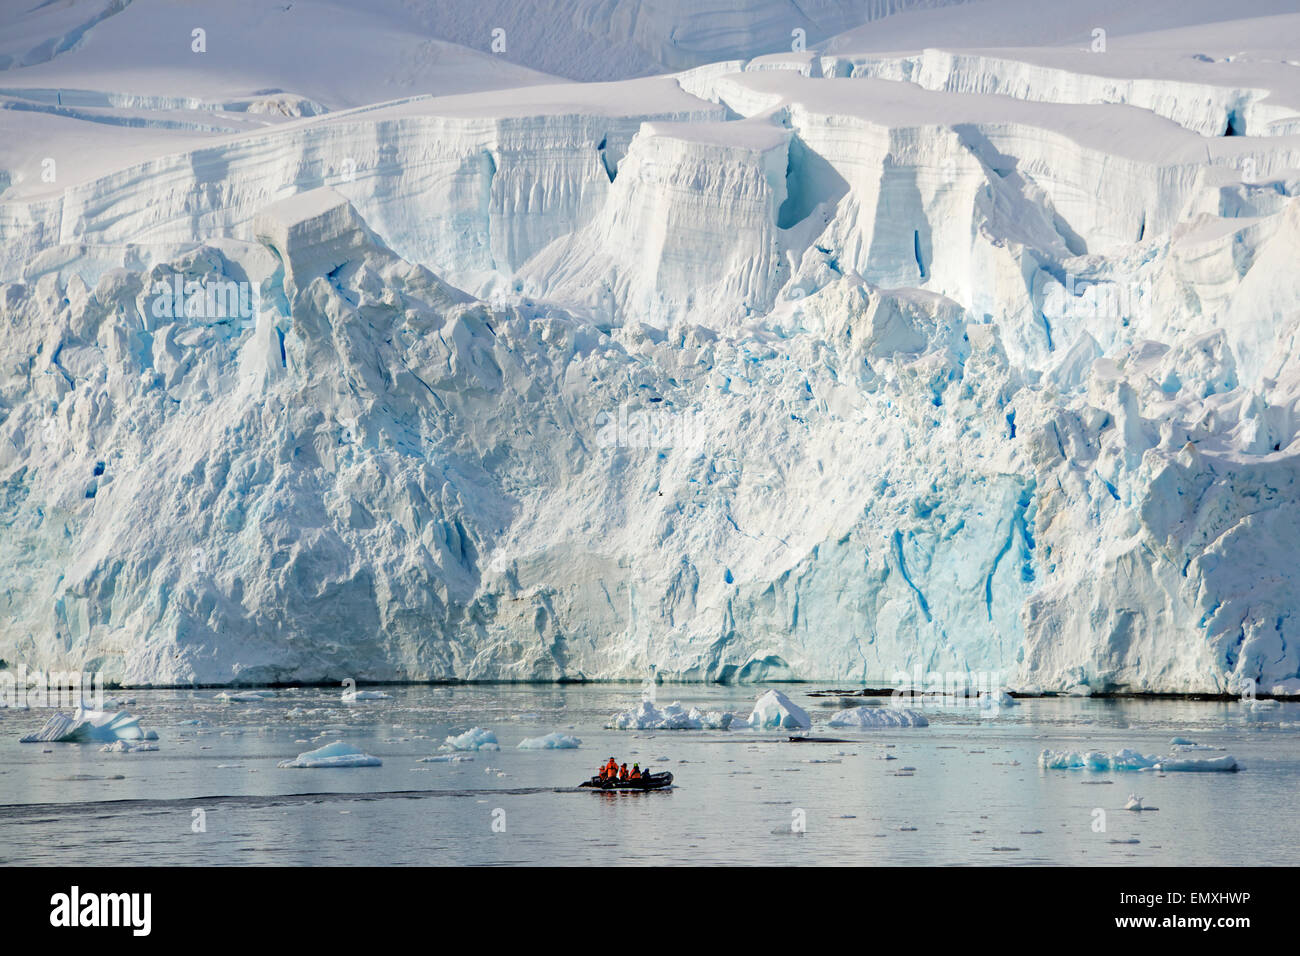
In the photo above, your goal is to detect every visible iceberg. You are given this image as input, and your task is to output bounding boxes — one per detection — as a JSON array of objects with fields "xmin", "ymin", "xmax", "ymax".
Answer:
[
  {"xmin": 746, "ymin": 690, "xmax": 812, "ymax": 731},
  {"xmin": 439, "ymin": 728, "xmax": 500, "ymax": 752},
  {"xmin": 20, "ymin": 708, "xmax": 151, "ymax": 744},
  {"xmin": 517, "ymin": 733, "xmax": 582, "ymax": 750},
  {"xmin": 828, "ymin": 706, "xmax": 929, "ymax": 728},
  {"xmin": 216, "ymin": 691, "xmax": 277, "ymax": 702},
  {"xmin": 277, "ymin": 741, "xmax": 382, "ymax": 768}
]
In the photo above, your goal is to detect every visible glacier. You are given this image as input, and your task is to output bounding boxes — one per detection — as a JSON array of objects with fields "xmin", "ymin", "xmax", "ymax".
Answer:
[{"xmin": 1, "ymin": 1, "xmax": 1300, "ymax": 694}]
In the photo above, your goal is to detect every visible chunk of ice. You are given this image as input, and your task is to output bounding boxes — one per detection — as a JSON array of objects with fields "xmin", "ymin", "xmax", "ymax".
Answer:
[
  {"xmin": 278, "ymin": 741, "xmax": 381, "ymax": 768},
  {"xmin": 517, "ymin": 732, "xmax": 582, "ymax": 749},
  {"xmin": 342, "ymin": 690, "xmax": 392, "ymax": 702},
  {"xmin": 439, "ymin": 727, "xmax": 500, "ymax": 751}
]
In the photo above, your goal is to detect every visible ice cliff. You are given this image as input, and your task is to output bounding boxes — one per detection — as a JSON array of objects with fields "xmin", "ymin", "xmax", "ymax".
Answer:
[{"xmin": 1, "ymin": 2, "xmax": 1300, "ymax": 694}]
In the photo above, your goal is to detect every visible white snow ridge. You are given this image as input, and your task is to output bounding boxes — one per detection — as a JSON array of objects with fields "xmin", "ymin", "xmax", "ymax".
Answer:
[{"xmin": 1, "ymin": 1, "xmax": 1300, "ymax": 695}]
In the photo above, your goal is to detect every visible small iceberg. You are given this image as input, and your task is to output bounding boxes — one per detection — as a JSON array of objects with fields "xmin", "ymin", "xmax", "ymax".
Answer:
[
  {"xmin": 419, "ymin": 754, "xmax": 473, "ymax": 763},
  {"xmin": 217, "ymin": 690, "xmax": 277, "ymax": 702},
  {"xmin": 439, "ymin": 727, "xmax": 500, "ymax": 752},
  {"xmin": 20, "ymin": 708, "xmax": 153, "ymax": 744},
  {"xmin": 979, "ymin": 690, "xmax": 1017, "ymax": 710},
  {"xmin": 607, "ymin": 700, "xmax": 737, "ymax": 730},
  {"xmin": 828, "ymin": 706, "xmax": 929, "ymax": 728},
  {"xmin": 746, "ymin": 690, "xmax": 811, "ymax": 730},
  {"xmin": 1125, "ymin": 794, "xmax": 1157, "ymax": 811},
  {"xmin": 517, "ymin": 733, "xmax": 581, "ymax": 750},
  {"xmin": 278, "ymin": 741, "xmax": 381, "ymax": 768},
  {"xmin": 342, "ymin": 690, "xmax": 391, "ymax": 702}
]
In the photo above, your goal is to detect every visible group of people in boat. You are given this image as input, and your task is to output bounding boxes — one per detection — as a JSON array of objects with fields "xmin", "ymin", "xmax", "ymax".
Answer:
[{"xmin": 596, "ymin": 756, "xmax": 648, "ymax": 782}]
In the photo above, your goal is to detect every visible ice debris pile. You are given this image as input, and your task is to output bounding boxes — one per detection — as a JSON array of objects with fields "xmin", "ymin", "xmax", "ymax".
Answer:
[
  {"xmin": 278, "ymin": 741, "xmax": 382, "ymax": 768},
  {"xmin": 2, "ymin": 2, "xmax": 1300, "ymax": 695},
  {"xmin": 608, "ymin": 689, "xmax": 812, "ymax": 730},
  {"xmin": 608, "ymin": 700, "xmax": 739, "ymax": 731}
]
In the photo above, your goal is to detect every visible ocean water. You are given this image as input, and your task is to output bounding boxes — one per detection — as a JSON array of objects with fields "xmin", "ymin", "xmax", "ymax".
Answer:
[{"xmin": 0, "ymin": 685, "xmax": 1296, "ymax": 866}]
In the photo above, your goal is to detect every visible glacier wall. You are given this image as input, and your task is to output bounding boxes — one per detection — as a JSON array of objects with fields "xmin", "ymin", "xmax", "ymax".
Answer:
[{"xmin": 3, "ymin": 13, "xmax": 1300, "ymax": 692}]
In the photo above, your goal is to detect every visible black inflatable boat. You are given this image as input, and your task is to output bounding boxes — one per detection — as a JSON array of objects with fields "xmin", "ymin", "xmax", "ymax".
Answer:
[{"xmin": 579, "ymin": 771, "xmax": 674, "ymax": 791}]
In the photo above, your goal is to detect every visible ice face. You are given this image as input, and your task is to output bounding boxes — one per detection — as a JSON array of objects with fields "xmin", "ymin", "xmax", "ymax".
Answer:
[{"xmin": 2, "ymin": 3, "xmax": 1300, "ymax": 694}]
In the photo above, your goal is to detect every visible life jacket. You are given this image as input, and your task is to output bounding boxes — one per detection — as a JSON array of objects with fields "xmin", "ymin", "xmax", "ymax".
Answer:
[
  {"xmin": 619, "ymin": 764, "xmax": 629, "ymax": 780},
  {"xmin": 630, "ymin": 767, "xmax": 641, "ymax": 779},
  {"xmin": 605, "ymin": 759, "xmax": 618, "ymax": 776}
]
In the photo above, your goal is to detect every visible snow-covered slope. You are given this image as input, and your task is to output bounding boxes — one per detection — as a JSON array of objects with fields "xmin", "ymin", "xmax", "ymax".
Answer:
[{"xmin": 2, "ymin": 1, "xmax": 1300, "ymax": 693}]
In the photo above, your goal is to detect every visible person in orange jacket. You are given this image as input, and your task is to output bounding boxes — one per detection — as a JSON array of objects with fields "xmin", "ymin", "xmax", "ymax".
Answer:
[
  {"xmin": 604, "ymin": 757, "xmax": 619, "ymax": 778},
  {"xmin": 629, "ymin": 763, "xmax": 642, "ymax": 780},
  {"xmin": 619, "ymin": 763, "xmax": 629, "ymax": 781}
]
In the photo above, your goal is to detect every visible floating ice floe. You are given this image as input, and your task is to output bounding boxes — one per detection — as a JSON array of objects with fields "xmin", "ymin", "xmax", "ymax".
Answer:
[
  {"xmin": 828, "ymin": 706, "xmax": 929, "ymax": 728},
  {"xmin": 20, "ymin": 708, "xmax": 156, "ymax": 744},
  {"xmin": 607, "ymin": 699, "xmax": 738, "ymax": 730},
  {"xmin": 419, "ymin": 754, "xmax": 473, "ymax": 763},
  {"xmin": 746, "ymin": 690, "xmax": 811, "ymax": 730},
  {"xmin": 1039, "ymin": 748, "xmax": 1239, "ymax": 772},
  {"xmin": 439, "ymin": 727, "xmax": 500, "ymax": 751},
  {"xmin": 278, "ymin": 741, "xmax": 381, "ymax": 768},
  {"xmin": 217, "ymin": 690, "xmax": 277, "ymax": 702},
  {"xmin": 517, "ymin": 733, "xmax": 581, "ymax": 749},
  {"xmin": 342, "ymin": 690, "xmax": 391, "ymax": 702},
  {"xmin": 1170, "ymin": 737, "xmax": 1197, "ymax": 746}
]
